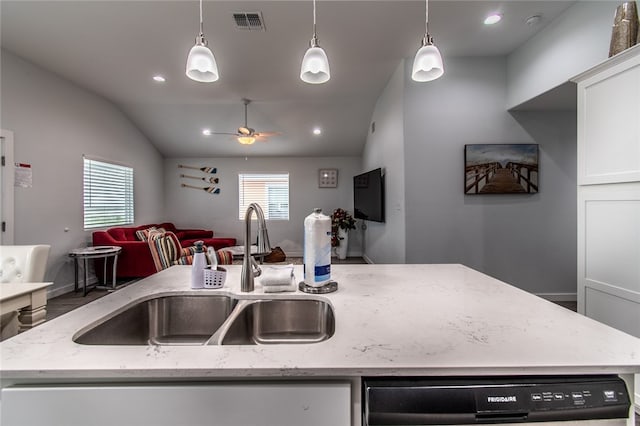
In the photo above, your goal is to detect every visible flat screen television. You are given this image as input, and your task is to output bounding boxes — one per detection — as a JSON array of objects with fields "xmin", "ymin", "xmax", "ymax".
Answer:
[{"xmin": 353, "ymin": 168, "xmax": 385, "ymax": 223}]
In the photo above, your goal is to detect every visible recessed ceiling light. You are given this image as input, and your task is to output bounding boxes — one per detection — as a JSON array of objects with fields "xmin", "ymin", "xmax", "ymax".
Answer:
[
  {"xmin": 152, "ymin": 75, "xmax": 166, "ymax": 82},
  {"xmin": 484, "ymin": 14, "xmax": 502, "ymax": 25},
  {"xmin": 313, "ymin": 128, "xmax": 322, "ymax": 135},
  {"xmin": 202, "ymin": 129, "xmax": 212, "ymax": 136}
]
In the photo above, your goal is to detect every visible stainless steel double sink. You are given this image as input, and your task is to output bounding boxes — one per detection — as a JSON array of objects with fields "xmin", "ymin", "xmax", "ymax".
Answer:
[{"xmin": 73, "ymin": 295, "xmax": 335, "ymax": 346}]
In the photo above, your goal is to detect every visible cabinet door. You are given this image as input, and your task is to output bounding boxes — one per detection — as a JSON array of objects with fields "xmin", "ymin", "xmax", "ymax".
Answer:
[
  {"xmin": 577, "ymin": 184, "xmax": 640, "ymax": 335},
  {"xmin": 577, "ymin": 50, "xmax": 640, "ymax": 185},
  {"xmin": 1, "ymin": 382, "xmax": 351, "ymax": 426}
]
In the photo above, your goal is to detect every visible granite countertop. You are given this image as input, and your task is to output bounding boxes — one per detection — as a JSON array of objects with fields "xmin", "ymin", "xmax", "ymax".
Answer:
[{"xmin": 1, "ymin": 264, "xmax": 639, "ymax": 380}]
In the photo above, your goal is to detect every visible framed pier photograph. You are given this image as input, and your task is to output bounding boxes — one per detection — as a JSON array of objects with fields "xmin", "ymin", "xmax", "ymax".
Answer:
[{"xmin": 464, "ymin": 144, "xmax": 539, "ymax": 194}]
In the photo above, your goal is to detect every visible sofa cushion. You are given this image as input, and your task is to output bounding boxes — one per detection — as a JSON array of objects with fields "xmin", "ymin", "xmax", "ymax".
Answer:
[
  {"xmin": 181, "ymin": 237, "xmax": 236, "ymax": 250},
  {"xmin": 156, "ymin": 222, "xmax": 178, "ymax": 233},
  {"xmin": 176, "ymin": 229, "xmax": 214, "ymax": 240},
  {"xmin": 107, "ymin": 228, "xmax": 127, "ymax": 241},
  {"xmin": 110, "ymin": 226, "xmax": 155, "ymax": 241}
]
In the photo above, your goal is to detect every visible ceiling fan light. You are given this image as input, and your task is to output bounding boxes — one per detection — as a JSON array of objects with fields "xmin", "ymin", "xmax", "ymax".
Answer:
[
  {"xmin": 411, "ymin": 40, "xmax": 444, "ymax": 82},
  {"xmin": 237, "ymin": 136, "xmax": 256, "ymax": 145},
  {"xmin": 300, "ymin": 45, "xmax": 330, "ymax": 84},
  {"xmin": 186, "ymin": 42, "xmax": 219, "ymax": 83}
]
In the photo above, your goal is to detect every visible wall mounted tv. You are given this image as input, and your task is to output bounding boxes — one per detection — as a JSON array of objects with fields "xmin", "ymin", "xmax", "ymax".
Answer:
[{"xmin": 353, "ymin": 168, "xmax": 385, "ymax": 223}]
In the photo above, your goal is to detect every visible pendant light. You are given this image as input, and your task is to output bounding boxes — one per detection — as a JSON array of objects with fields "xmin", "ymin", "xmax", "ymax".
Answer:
[
  {"xmin": 411, "ymin": 0, "xmax": 444, "ymax": 82},
  {"xmin": 300, "ymin": 0, "xmax": 330, "ymax": 84},
  {"xmin": 186, "ymin": 0, "xmax": 219, "ymax": 83}
]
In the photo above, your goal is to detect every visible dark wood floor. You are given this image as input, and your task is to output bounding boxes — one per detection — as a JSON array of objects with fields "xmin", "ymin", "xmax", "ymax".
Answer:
[{"xmin": 46, "ymin": 279, "xmax": 139, "ymax": 321}]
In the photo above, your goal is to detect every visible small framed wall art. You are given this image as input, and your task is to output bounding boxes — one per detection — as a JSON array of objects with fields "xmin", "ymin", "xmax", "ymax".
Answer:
[
  {"xmin": 318, "ymin": 168, "xmax": 338, "ymax": 188},
  {"xmin": 464, "ymin": 144, "xmax": 539, "ymax": 194}
]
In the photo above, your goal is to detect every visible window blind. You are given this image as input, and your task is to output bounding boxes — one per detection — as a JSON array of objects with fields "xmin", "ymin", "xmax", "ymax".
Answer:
[
  {"xmin": 83, "ymin": 157, "xmax": 134, "ymax": 229},
  {"xmin": 238, "ymin": 173, "xmax": 289, "ymax": 220}
]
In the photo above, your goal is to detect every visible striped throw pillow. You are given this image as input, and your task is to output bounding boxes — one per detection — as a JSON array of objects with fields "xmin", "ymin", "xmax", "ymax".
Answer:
[
  {"xmin": 136, "ymin": 227, "xmax": 167, "ymax": 241},
  {"xmin": 147, "ymin": 231, "xmax": 182, "ymax": 271},
  {"xmin": 216, "ymin": 249, "xmax": 233, "ymax": 265},
  {"xmin": 136, "ymin": 227, "xmax": 157, "ymax": 241}
]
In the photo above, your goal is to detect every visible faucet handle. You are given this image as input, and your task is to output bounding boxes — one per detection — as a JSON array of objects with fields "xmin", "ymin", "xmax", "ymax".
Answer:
[{"xmin": 251, "ymin": 256, "xmax": 262, "ymax": 278}]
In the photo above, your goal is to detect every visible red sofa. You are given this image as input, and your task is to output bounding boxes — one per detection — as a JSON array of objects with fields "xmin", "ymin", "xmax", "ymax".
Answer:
[{"xmin": 92, "ymin": 222, "xmax": 236, "ymax": 278}]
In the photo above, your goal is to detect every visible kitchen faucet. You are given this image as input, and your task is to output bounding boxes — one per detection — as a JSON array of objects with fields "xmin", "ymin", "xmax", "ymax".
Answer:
[{"xmin": 241, "ymin": 203, "xmax": 272, "ymax": 292}]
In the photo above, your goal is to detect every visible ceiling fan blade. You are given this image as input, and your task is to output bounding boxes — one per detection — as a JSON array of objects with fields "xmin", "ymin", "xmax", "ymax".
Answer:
[
  {"xmin": 211, "ymin": 132, "xmax": 240, "ymax": 136},
  {"xmin": 254, "ymin": 134, "xmax": 275, "ymax": 142},
  {"xmin": 254, "ymin": 131, "xmax": 280, "ymax": 137}
]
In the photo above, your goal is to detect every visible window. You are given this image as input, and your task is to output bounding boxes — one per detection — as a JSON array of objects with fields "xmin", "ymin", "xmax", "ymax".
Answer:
[
  {"xmin": 83, "ymin": 156, "xmax": 134, "ymax": 229},
  {"xmin": 238, "ymin": 173, "xmax": 289, "ymax": 220}
]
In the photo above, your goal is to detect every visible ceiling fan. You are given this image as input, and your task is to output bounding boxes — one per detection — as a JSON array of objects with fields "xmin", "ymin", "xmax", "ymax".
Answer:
[{"xmin": 211, "ymin": 99, "xmax": 279, "ymax": 145}]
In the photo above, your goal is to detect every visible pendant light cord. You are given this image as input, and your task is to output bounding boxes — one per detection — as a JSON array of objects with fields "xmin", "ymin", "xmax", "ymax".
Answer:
[
  {"xmin": 313, "ymin": 0, "xmax": 318, "ymax": 39},
  {"xmin": 199, "ymin": 0, "xmax": 204, "ymax": 36},
  {"xmin": 425, "ymin": 0, "xmax": 429, "ymax": 36}
]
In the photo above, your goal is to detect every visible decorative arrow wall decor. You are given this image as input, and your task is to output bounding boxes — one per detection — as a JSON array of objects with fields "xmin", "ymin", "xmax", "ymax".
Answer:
[
  {"xmin": 178, "ymin": 165, "xmax": 221, "ymax": 195},
  {"xmin": 181, "ymin": 183, "xmax": 220, "ymax": 194},
  {"xmin": 178, "ymin": 164, "xmax": 217, "ymax": 174}
]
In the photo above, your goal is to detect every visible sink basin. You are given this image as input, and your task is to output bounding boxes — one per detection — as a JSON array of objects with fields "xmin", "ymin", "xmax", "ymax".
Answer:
[
  {"xmin": 74, "ymin": 294, "xmax": 334, "ymax": 346},
  {"xmin": 74, "ymin": 295, "xmax": 236, "ymax": 345},
  {"xmin": 219, "ymin": 299, "xmax": 335, "ymax": 345}
]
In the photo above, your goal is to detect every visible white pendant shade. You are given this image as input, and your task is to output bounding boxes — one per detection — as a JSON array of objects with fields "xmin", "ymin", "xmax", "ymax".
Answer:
[
  {"xmin": 300, "ymin": 45, "xmax": 331, "ymax": 84},
  {"xmin": 186, "ymin": 44, "xmax": 219, "ymax": 83},
  {"xmin": 411, "ymin": 43, "xmax": 444, "ymax": 82}
]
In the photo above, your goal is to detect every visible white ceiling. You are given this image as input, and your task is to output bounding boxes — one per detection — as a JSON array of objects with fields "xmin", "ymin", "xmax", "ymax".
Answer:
[{"xmin": 1, "ymin": 0, "xmax": 576, "ymax": 157}]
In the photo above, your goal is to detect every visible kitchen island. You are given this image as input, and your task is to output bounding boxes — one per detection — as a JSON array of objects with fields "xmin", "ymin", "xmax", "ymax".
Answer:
[{"xmin": 1, "ymin": 264, "xmax": 639, "ymax": 425}]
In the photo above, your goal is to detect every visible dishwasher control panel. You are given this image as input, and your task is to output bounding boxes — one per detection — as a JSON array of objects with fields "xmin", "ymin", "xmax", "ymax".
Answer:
[
  {"xmin": 475, "ymin": 378, "xmax": 628, "ymax": 414},
  {"xmin": 363, "ymin": 375, "xmax": 631, "ymax": 425}
]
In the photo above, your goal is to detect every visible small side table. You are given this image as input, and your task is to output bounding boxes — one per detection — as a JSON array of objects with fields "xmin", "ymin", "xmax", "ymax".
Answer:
[{"xmin": 69, "ymin": 246, "xmax": 122, "ymax": 296}]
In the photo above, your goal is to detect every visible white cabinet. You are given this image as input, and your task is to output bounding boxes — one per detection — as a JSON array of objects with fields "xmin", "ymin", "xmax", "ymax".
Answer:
[
  {"xmin": 574, "ymin": 44, "xmax": 640, "ymax": 334},
  {"xmin": 573, "ymin": 45, "xmax": 640, "ymax": 407},
  {"xmin": 1, "ymin": 381, "xmax": 352, "ymax": 426}
]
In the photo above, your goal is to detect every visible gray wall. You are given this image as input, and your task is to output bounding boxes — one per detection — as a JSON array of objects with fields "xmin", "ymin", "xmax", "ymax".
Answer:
[
  {"xmin": 403, "ymin": 56, "xmax": 577, "ymax": 296},
  {"xmin": 361, "ymin": 61, "xmax": 406, "ymax": 264},
  {"xmin": 0, "ymin": 49, "xmax": 164, "ymax": 296},
  {"xmin": 507, "ymin": 1, "xmax": 615, "ymax": 108},
  {"xmin": 163, "ymin": 156, "xmax": 362, "ymax": 257}
]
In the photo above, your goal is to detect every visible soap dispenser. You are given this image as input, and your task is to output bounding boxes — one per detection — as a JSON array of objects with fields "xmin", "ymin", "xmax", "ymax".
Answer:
[{"xmin": 191, "ymin": 241, "xmax": 206, "ymax": 289}]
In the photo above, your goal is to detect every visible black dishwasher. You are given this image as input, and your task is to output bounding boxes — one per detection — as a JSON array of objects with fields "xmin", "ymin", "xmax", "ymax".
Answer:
[{"xmin": 363, "ymin": 375, "xmax": 631, "ymax": 425}]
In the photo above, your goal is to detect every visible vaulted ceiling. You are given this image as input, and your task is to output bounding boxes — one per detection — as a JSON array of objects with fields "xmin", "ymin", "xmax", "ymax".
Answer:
[{"xmin": 1, "ymin": 0, "xmax": 575, "ymax": 157}]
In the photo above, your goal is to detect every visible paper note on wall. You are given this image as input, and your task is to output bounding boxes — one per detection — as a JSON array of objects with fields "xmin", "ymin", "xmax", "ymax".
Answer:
[{"xmin": 15, "ymin": 163, "xmax": 32, "ymax": 188}]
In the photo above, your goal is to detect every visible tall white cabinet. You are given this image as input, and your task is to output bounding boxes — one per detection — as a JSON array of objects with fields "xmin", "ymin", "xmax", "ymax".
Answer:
[
  {"xmin": 573, "ymin": 45, "xmax": 640, "ymax": 406},
  {"xmin": 574, "ymin": 44, "xmax": 640, "ymax": 334}
]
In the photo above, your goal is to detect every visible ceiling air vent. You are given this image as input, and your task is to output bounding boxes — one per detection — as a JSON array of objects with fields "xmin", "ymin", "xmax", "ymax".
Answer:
[{"xmin": 233, "ymin": 12, "xmax": 266, "ymax": 31}]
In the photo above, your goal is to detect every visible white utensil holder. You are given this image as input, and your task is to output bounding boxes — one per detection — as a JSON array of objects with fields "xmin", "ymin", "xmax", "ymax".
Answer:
[{"xmin": 203, "ymin": 266, "xmax": 226, "ymax": 288}]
